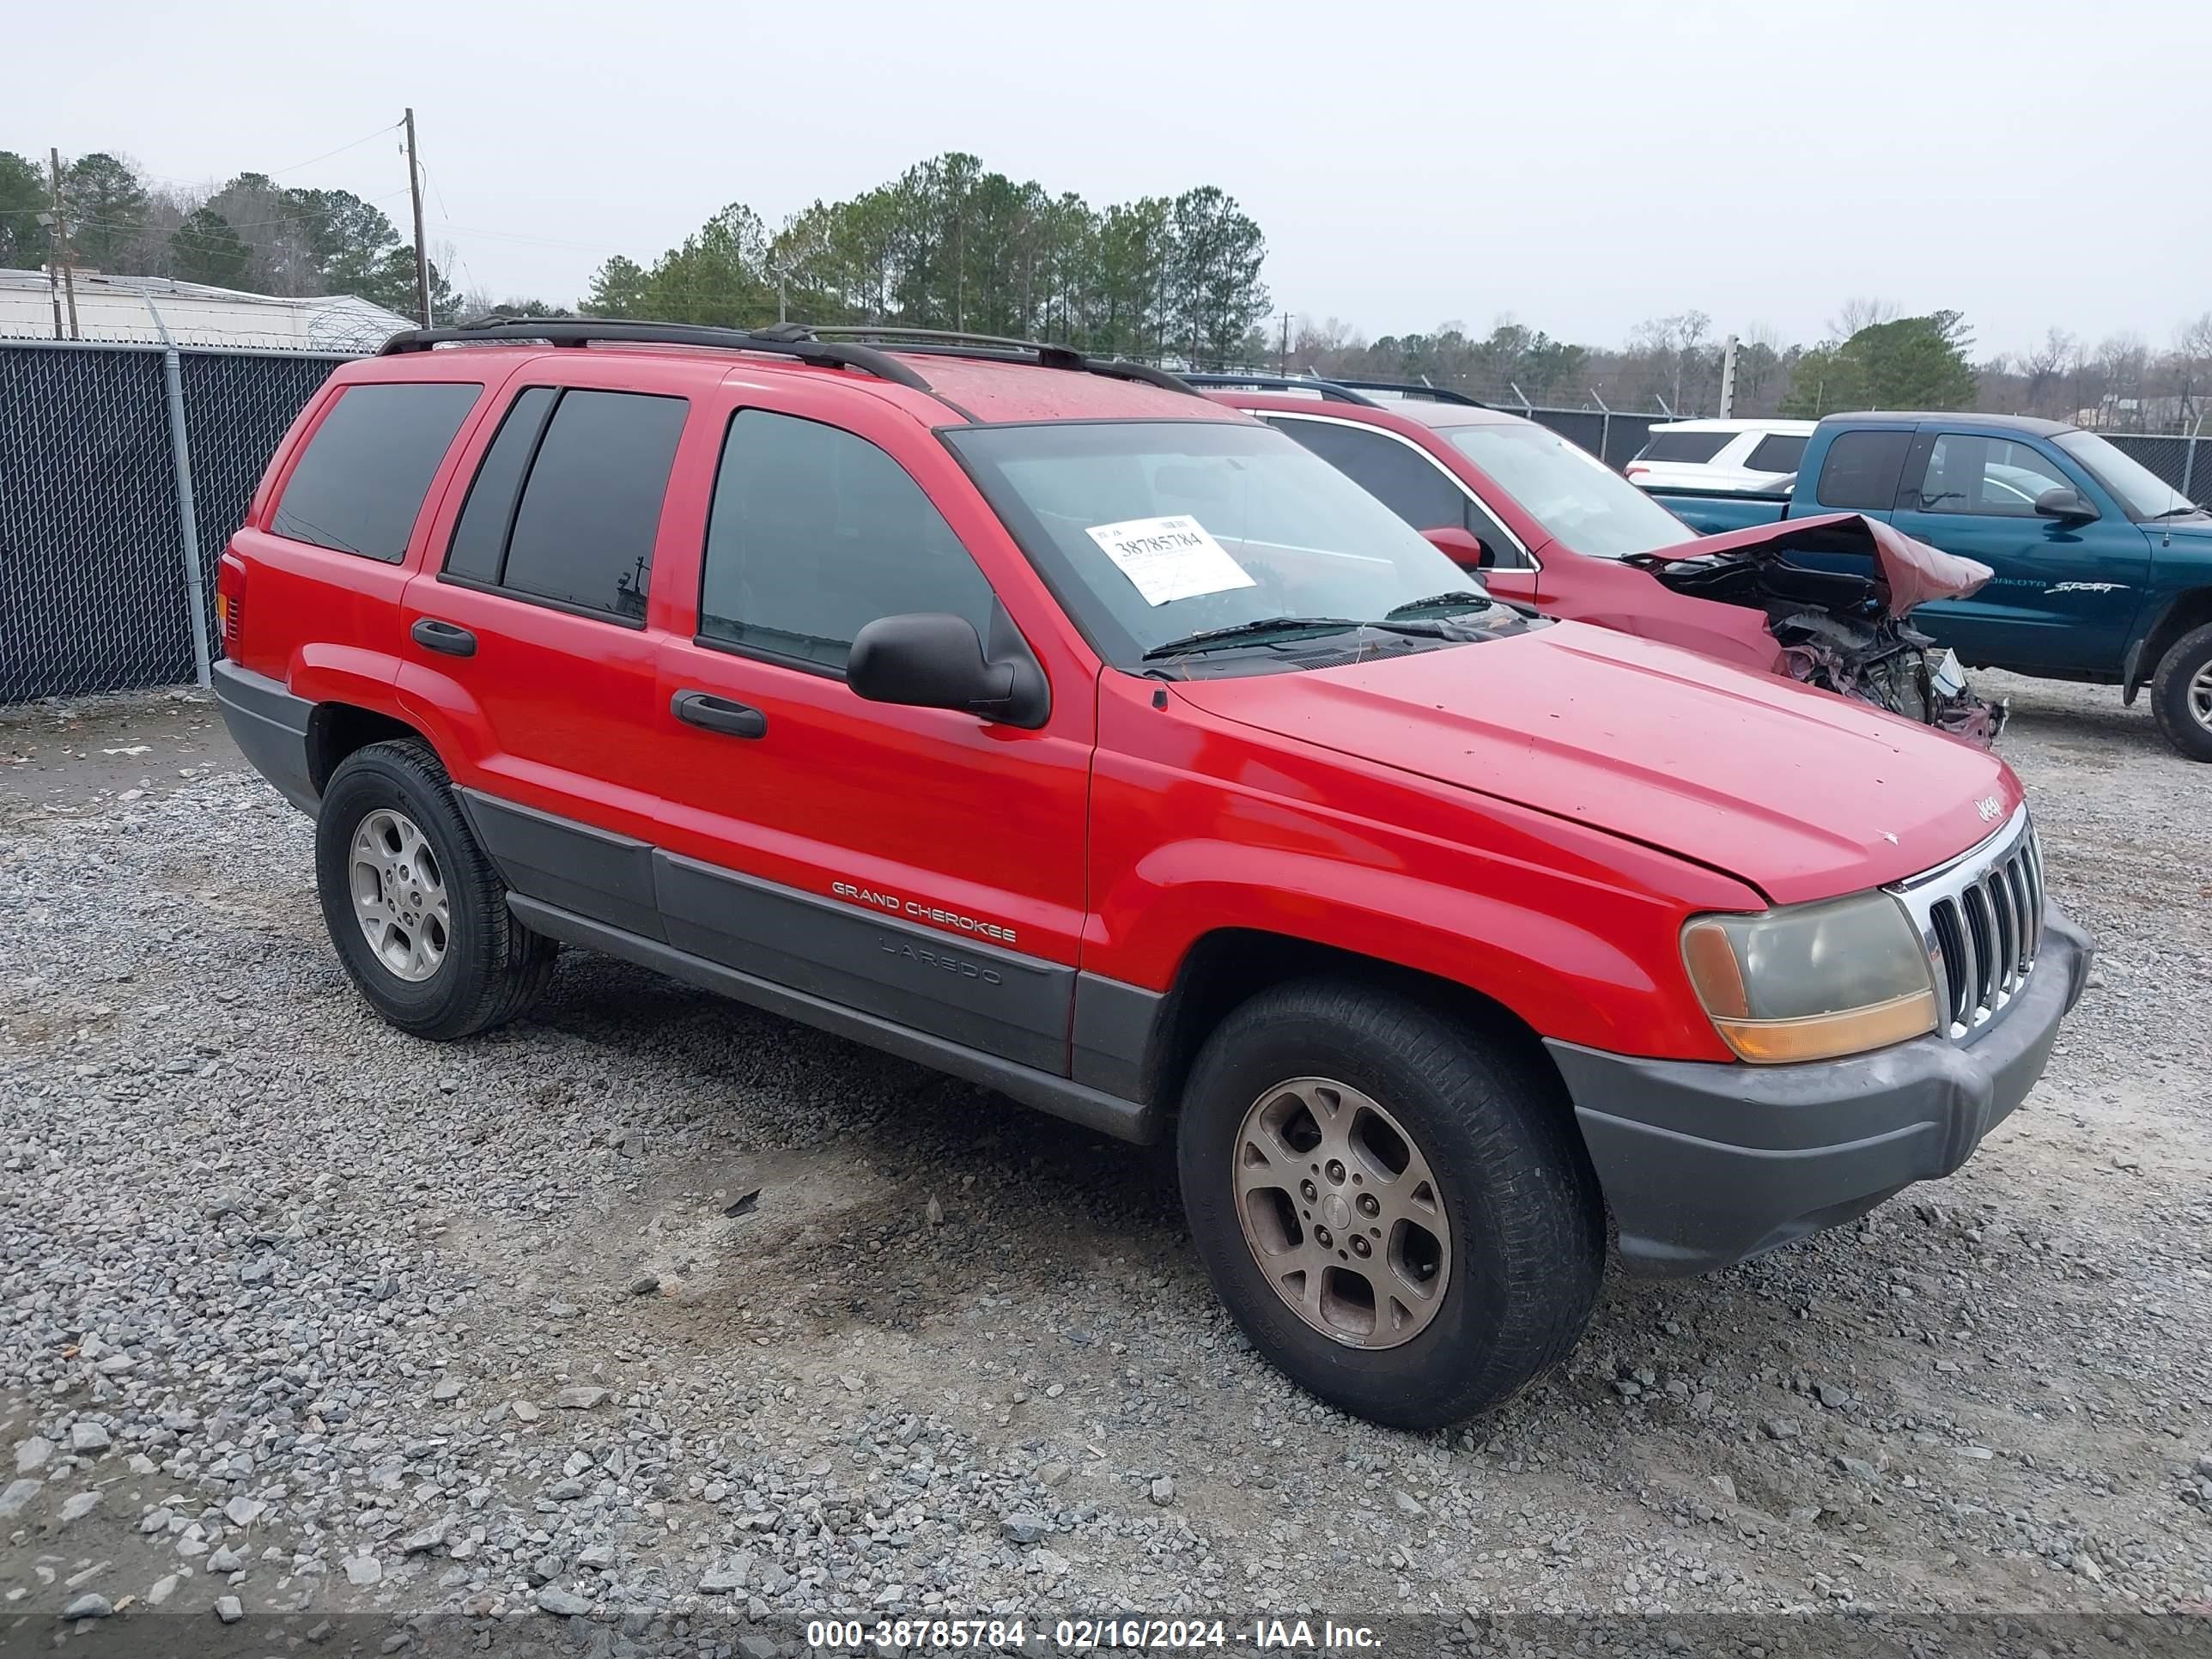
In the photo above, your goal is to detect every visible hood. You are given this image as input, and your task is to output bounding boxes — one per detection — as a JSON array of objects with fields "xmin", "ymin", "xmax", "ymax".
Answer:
[
  {"xmin": 1655, "ymin": 513, "xmax": 1992, "ymax": 617},
  {"xmin": 1175, "ymin": 620, "xmax": 2022, "ymax": 905},
  {"xmin": 2155, "ymin": 516, "xmax": 2212, "ymax": 544}
]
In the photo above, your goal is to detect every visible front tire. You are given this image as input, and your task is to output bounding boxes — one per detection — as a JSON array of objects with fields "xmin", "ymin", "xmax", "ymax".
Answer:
[
  {"xmin": 2149, "ymin": 622, "xmax": 2212, "ymax": 763},
  {"xmin": 314, "ymin": 740, "xmax": 556, "ymax": 1039},
  {"xmin": 1177, "ymin": 978, "xmax": 1603, "ymax": 1429}
]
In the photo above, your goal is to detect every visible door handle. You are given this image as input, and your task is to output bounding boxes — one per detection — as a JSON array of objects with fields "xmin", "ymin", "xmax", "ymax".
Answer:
[
  {"xmin": 410, "ymin": 617, "xmax": 477, "ymax": 657},
  {"xmin": 672, "ymin": 690, "xmax": 768, "ymax": 739}
]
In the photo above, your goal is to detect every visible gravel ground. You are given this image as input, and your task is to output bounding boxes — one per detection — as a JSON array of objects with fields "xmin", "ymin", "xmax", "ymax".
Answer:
[{"xmin": 2, "ymin": 674, "xmax": 2209, "ymax": 1653}]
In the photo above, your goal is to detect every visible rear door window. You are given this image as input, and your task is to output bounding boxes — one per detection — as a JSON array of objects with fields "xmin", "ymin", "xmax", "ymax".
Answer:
[
  {"xmin": 1745, "ymin": 433, "xmax": 1808, "ymax": 473},
  {"xmin": 1636, "ymin": 431, "xmax": 1731, "ymax": 464},
  {"xmin": 1814, "ymin": 429, "xmax": 1914, "ymax": 511},
  {"xmin": 271, "ymin": 381, "xmax": 481, "ymax": 562},
  {"xmin": 444, "ymin": 387, "xmax": 688, "ymax": 622}
]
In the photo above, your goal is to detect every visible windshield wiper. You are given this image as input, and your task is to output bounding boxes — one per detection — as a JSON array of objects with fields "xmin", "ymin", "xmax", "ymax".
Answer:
[
  {"xmin": 1140, "ymin": 617, "xmax": 1367, "ymax": 660},
  {"xmin": 1385, "ymin": 590, "xmax": 1493, "ymax": 618},
  {"xmin": 2148, "ymin": 504, "xmax": 2206, "ymax": 520}
]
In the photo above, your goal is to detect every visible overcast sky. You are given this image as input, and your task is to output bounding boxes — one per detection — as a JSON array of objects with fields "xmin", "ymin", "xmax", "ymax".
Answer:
[{"xmin": 17, "ymin": 0, "xmax": 2209, "ymax": 358}]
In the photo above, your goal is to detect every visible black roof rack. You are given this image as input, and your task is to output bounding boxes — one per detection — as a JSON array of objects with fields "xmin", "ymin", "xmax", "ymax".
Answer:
[
  {"xmin": 380, "ymin": 318, "xmax": 1202, "ymax": 407},
  {"xmin": 1177, "ymin": 371, "xmax": 1382, "ymax": 407},
  {"xmin": 799, "ymin": 325, "xmax": 1200, "ymax": 397},
  {"xmin": 1324, "ymin": 377, "xmax": 1488, "ymax": 408},
  {"xmin": 380, "ymin": 319, "xmax": 937, "ymax": 390}
]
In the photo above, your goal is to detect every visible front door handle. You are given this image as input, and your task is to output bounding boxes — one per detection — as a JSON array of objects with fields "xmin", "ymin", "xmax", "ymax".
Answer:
[
  {"xmin": 410, "ymin": 617, "xmax": 477, "ymax": 657},
  {"xmin": 672, "ymin": 690, "xmax": 768, "ymax": 739}
]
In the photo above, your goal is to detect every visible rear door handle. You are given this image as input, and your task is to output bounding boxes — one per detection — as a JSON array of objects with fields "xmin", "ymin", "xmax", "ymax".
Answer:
[
  {"xmin": 672, "ymin": 690, "xmax": 768, "ymax": 739},
  {"xmin": 410, "ymin": 618, "xmax": 477, "ymax": 657}
]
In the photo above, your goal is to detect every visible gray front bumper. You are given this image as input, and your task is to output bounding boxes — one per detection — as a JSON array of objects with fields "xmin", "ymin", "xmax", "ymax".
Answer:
[
  {"xmin": 1547, "ymin": 908, "xmax": 2093, "ymax": 1277},
  {"xmin": 211, "ymin": 659, "xmax": 318, "ymax": 813}
]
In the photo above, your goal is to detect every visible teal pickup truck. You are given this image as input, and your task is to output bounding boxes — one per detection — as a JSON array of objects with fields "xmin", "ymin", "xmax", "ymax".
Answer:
[{"xmin": 1645, "ymin": 412, "xmax": 2212, "ymax": 760}]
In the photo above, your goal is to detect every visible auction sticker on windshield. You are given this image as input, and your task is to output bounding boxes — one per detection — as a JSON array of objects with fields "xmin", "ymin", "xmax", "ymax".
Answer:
[{"xmin": 1085, "ymin": 514, "xmax": 1257, "ymax": 605}]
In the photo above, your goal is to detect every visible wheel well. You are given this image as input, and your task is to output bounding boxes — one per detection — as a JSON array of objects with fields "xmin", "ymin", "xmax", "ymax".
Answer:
[
  {"xmin": 2130, "ymin": 589, "xmax": 2212, "ymax": 699},
  {"xmin": 306, "ymin": 703, "xmax": 425, "ymax": 793},
  {"xmin": 1147, "ymin": 928, "xmax": 1560, "ymax": 1112}
]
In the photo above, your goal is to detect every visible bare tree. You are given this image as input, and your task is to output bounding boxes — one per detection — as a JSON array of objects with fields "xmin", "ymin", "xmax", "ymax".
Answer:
[{"xmin": 1827, "ymin": 296, "xmax": 1898, "ymax": 340}]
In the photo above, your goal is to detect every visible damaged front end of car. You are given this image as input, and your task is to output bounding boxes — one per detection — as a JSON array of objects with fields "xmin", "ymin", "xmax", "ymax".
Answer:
[{"xmin": 1626, "ymin": 514, "xmax": 2008, "ymax": 745}]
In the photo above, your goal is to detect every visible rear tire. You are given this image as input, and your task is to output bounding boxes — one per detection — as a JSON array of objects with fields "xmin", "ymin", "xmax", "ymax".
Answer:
[
  {"xmin": 1176, "ymin": 978, "xmax": 1604, "ymax": 1429},
  {"xmin": 314, "ymin": 740, "xmax": 557, "ymax": 1039},
  {"xmin": 2148, "ymin": 622, "xmax": 2212, "ymax": 763}
]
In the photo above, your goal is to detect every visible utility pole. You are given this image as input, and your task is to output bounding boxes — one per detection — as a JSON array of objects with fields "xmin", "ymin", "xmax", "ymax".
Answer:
[
  {"xmin": 1279, "ymin": 312, "xmax": 1291, "ymax": 376},
  {"xmin": 47, "ymin": 149, "xmax": 79, "ymax": 341},
  {"xmin": 1718, "ymin": 333, "xmax": 1740, "ymax": 419},
  {"xmin": 404, "ymin": 108, "xmax": 431, "ymax": 327}
]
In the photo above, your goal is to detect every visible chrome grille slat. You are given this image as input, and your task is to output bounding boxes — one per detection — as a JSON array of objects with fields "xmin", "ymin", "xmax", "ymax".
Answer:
[{"xmin": 1892, "ymin": 805, "xmax": 2045, "ymax": 1042}]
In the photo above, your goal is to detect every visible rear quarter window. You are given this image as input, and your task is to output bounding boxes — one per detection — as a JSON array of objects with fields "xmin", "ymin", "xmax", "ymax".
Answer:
[
  {"xmin": 1746, "ymin": 433, "xmax": 1808, "ymax": 473},
  {"xmin": 270, "ymin": 382, "xmax": 482, "ymax": 562},
  {"xmin": 1814, "ymin": 429, "xmax": 1914, "ymax": 512},
  {"xmin": 1636, "ymin": 431, "xmax": 1732, "ymax": 464}
]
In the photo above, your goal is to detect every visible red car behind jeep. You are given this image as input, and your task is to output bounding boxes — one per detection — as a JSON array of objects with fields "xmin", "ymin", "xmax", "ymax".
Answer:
[
  {"xmin": 1192, "ymin": 375, "xmax": 2004, "ymax": 742},
  {"xmin": 214, "ymin": 320, "xmax": 2090, "ymax": 1429}
]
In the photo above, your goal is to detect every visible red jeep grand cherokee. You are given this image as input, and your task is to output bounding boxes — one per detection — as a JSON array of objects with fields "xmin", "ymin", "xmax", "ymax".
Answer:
[{"xmin": 213, "ymin": 320, "xmax": 2091, "ymax": 1429}]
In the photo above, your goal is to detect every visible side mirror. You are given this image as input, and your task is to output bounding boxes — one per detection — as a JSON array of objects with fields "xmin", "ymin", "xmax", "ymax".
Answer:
[
  {"xmin": 847, "ymin": 612, "xmax": 1048, "ymax": 728},
  {"xmin": 1421, "ymin": 526, "xmax": 1495, "ymax": 568},
  {"xmin": 2033, "ymin": 486, "xmax": 2098, "ymax": 523}
]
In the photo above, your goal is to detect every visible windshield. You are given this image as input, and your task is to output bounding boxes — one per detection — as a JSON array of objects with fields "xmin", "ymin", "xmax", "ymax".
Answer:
[
  {"xmin": 2053, "ymin": 430, "xmax": 2203, "ymax": 520},
  {"xmin": 1443, "ymin": 422, "xmax": 1704, "ymax": 558},
  {"xmin": 947, "ymin": 421, "xmax": 1505, "ymax": 671}
]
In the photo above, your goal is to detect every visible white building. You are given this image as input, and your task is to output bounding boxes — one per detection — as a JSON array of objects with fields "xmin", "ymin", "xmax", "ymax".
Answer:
[{"xmin": 0, "ymin": 266, "xmax": 414, "ymax": 352}]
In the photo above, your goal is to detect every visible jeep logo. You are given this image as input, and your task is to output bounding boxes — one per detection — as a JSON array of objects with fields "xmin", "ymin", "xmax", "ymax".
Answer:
[{"xmin": 1975, "ymin": 795, "xmax": 2002, "ymax": 823}]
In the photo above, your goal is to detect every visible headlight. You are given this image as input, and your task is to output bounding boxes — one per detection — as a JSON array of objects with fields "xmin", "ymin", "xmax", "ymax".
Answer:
[{"xmin": 1680, "ymin": 891, "xmax": 1936, "ymax": 1064}]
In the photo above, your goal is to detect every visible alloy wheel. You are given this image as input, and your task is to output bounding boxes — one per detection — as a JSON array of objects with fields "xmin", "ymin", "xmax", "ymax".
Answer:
[
  {"xmin": 349, "ymin": 808, "xmax": 450, "ymax": 982},
  {"xmin": 1232, "ymin": 1076, "xmax": 1453, "ymax": 1348}
]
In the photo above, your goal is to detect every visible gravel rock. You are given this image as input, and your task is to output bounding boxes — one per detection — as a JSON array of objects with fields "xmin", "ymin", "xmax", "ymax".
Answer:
[
  {"xmin": 215, "ymin": 1595, "xmax": 243, "ymax": 1625},
  {"xmin": 58, "ymin": 1490, "xmax": 102, "ymax": 1523},
  {"xmin": 553, "ymin": 1386, "xmax": 610, "ymax": 1410},
  {"xmin": 0, "ymin": 1479, "xmax": 40, "ymax": 1519},
  {"xmin": 60, "ymin": 1594, "xmax": 113, "ymax": 1621},
  {"xmin": 66, "ymin": 1421, "xmax": 111, "ymax": 1453},
  {"xmin": 222, "ymin": 1495, "xmax": 264, "ymax": 1527},
  {"xmin": 535, "ymin": 1586, "xmax": 593, "ymax": 1618},
  {"xmin": 1150, "ymin": 1475, "xmax": 1176, "ymax": 1506},
  {"xmin": 343, "ymin": 1557, "xmax": 383, "ymax": 1587},
  {"xmin": 13, "ymin": 1437, "xmax": 54, "ymax": 1474},
  {"xmin": 1001, "ymin": 1512, "xmax": 1049, "ymax": 1545}
]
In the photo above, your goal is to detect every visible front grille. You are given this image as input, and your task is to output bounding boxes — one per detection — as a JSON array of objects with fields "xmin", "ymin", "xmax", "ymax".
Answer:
[{"xmin": 1892, "ymin": 805, "xmax": 2044, "ymax": 1041}]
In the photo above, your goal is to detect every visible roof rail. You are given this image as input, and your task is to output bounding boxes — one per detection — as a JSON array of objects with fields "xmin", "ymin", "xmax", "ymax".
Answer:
[
  {"xmin": 1324, "ymin": 377, "xmax": 1488, "ymax": 408},
  {"xmin": 1178, "ymin": 372, "xmax": 1382, "ymax": 407},
  {"xmin": 380, "ymin": 317, "xmax": 1203, "ymax": 404},
  {"xmin": 799, "ymin": 325, "xmax": 1201, "ymax": 398},
  {"xmin": 378, "ymin": 318, "xmax": 935, "ymax": 391}
]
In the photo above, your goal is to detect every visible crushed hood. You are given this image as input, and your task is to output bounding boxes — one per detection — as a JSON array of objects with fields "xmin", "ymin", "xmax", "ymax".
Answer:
[
  {"xmin": 1175, "ymin": 620, "xmax": 2023, "ymax": 905},
  {"xmin": 1650, "ymin": 513, "xmax": 1993, "ymax": 617}
]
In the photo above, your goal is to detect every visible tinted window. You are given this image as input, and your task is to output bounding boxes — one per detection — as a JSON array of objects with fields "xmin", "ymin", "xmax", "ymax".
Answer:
[
  {"xmin": 701, "ymin": 410, "xmax": 995, "ymax": 671},
  {"xmin": 1746, "ymin": 433, "xmax": 1808, "ymax": 473},
  {"xmin": 271, "ymin": 382, "xmax": 480, "ymax": 562},
  {"xmin": 1269, "ymin": 418, "xmax": 1468, "ymax": 532},
  {"xmin": 1915, "ymin": 434, "xmax": 2070, "ymax": 517},
  {"xmin": 1814, "ymin": 429, "xmax": 1914, "ymax": 511},
  {"xmin": 443, "ymin": 386, "xmax": 557, "ymax": 584},
  {"xmin": 500, "ymin": 390, "xmax": 687, "ymax": 619},
  {"xmin": 1637, "ymin": 431, "xmax": 1731, "ymax": 464}
]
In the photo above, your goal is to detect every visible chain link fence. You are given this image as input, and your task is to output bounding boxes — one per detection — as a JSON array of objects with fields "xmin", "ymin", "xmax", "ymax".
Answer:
[
  {"xmin": 1, "ymin": 340, "xmax": 350, "ymax": 703},
  {"xmin": 2104, "ymin": 432, "xmax": 2211, "ymax": 507}
]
